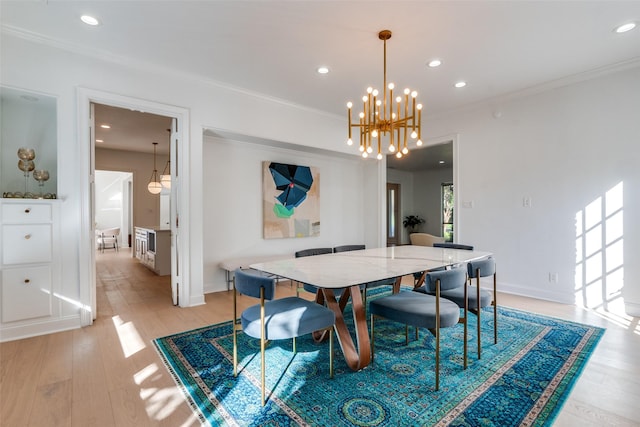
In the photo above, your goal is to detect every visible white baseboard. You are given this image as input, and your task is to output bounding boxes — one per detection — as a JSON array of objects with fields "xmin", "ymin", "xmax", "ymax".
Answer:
[
  {"xmin": 0, "ymin": 315, "xmax": 81, "ymax": 342},
  {"xmin": 624, "ymin": 301, "xmax": 640, "ymax": 317}
]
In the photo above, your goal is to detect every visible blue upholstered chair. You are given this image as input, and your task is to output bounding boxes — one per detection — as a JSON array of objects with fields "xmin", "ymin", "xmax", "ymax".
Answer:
[
  {"xmin": 294, "ymin": 248, "xmax": 333, "ymax": 296},
  {"xmin": 369, "ymin": 287, "xmax": 460, "ymax": 390},
  {"xmin": 232, "ymin": 268, "xmax": 335, "ymax": 406},
  {"xmin": 412, "ymin": 242, "xmax": 473, "ymax": 285},
  {"xmin": 414, "ymin": 267, "xmax": 474, "ymax": 368},
  {"xmin": 433, "ymin": 242, "xmax": 474, "ymax": 251},
  {"xmin": 466, "ymin": 258, "xmax": 498, "ymax": 359},
  {"xmin": 333, "ymin": 244, "xmax": 365, "ymax": 253}
]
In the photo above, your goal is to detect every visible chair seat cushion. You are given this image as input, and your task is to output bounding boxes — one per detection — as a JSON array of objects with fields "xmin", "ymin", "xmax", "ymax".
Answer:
[
  {"xmin": 241, "ymin": 297, "xmax": 335, "ymax": 340},
  {"xmin": 369, "ymin": 292, "xmax": 460, "ymax": 329},
  {"xmin": 414, "ymin": 286, "xmax": 492, "ymax": 310}
]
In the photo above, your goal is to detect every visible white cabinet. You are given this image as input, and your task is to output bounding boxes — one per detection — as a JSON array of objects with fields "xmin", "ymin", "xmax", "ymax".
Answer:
[
  {"xmin": 134, "ymin": 226, "xmax": 171, "ymax": 276},
  {"xmin": 0, "ymin": 200, "xmax": 63, "ymax": 340}
]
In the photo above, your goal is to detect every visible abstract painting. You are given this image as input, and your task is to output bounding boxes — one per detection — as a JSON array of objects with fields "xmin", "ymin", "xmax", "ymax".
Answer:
[{"xmin": 263, "ymin": 161, "xmax": 320, "ymax": 239}]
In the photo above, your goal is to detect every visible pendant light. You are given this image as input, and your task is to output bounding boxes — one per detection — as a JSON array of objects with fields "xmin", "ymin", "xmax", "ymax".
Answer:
[
  {"xmin": 147, "ymin": 142, "xmax": 162, "ymax": 194},
  {"xmin": 160, "ymin": 160, "xmax": 171, "ymax": 189}
]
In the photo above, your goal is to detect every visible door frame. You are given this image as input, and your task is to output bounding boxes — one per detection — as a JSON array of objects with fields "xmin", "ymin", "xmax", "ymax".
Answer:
[
  {"xmin": 77, "ymin": 88, "xmax": 190, "ymax": 325},
  {"xmin": 380, "ymin": 133, "xmax": 460, "ymax": 247},
  {"xmin": 386, "ymin": 182, "xmax": 401, "ymax": 246}
]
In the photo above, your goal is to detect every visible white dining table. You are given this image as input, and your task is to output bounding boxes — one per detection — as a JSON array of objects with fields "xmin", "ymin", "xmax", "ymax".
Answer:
[{"xmin": 251, "ymin": 245, "xmax": 492, "ymax": 371}]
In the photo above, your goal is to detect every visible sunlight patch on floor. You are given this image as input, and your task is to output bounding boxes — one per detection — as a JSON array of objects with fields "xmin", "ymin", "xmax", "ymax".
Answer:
[
  {"xmin": 112, "ymin": 315, "xmax": 146, "ymax": 357},
  {"xmin": 135, "ymin": 362, "xmax": 200, "ymax": 424}
]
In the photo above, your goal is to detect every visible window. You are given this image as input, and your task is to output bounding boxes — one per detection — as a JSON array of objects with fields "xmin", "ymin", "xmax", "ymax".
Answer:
[{"xmin": 442, "ymin": 182, "xmax": 453, "ymax": 242}]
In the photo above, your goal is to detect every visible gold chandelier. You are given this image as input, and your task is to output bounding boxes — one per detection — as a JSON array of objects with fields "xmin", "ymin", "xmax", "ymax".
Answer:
[{"xmin": 347, "ymin": 30, "xmax": 423, "ymax": 159}]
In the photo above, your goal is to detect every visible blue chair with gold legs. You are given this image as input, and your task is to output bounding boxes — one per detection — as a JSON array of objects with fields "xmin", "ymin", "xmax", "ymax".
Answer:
[
  {"xmin": 466, "ymin": 258, "xmax": 497, "ymax": 359},
  {"xmin": 232, "ymin": 268, "xmax": 335, "ymax": 406},
  {"xmin": 369, "ymin": 284, "xmax": 460, "ymax": 391},
  {"xmin": 414, "ymin": 267, "xmax": 472, "ymax": 368},
  {"xmin": 294, "ymin": 248, "xmax": 333, "ymax": 296}
]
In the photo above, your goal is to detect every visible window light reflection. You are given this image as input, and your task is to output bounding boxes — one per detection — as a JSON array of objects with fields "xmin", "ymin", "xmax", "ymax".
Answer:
[{"xmin": 574, "ymin": 181, "xmax": 632, "ymax": 332}]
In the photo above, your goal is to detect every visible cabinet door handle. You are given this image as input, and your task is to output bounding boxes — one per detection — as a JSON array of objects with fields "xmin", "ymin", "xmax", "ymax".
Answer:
[
  {"xmin": 24, "ymin": 208, "xmax": 31, "ymax": 213},
  {"xmin": 24, "ymin": 279, "xmax": 31, "ymax": 284},
  {"xmin": 24, "ymin": 234, "xmax": 32, "ymax": 240}
]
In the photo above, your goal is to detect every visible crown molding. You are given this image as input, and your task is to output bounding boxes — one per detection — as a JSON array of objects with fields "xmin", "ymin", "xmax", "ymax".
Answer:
[
  {"xmin": 428, "ymin": 56, "xmax": 640, "ymax": 121},
  {"xmin": 1, "ymin": 24, "xmax": 342, "ymax": 121}
]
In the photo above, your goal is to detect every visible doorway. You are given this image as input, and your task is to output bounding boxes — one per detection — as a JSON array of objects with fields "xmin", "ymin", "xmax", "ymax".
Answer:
[
  {"xmin": 95, "ymin": 170, "xmax": 133, "ymax": 249},
  {"xmin": 386, "ymin": 183, "xmax": 400, "ymax": 246},
  {"xmin": 77, "ymin": 88, "xmax": 189, "ymax": 326},
  {"xmin": 385, "ymin": 137, "xmax": 457, "ymax": 245}
]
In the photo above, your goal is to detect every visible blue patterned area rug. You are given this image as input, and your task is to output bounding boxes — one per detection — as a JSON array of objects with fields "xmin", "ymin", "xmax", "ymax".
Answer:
[{"xmin": 154, "ymin": 291, "xmax": 604, "ymax": 426}]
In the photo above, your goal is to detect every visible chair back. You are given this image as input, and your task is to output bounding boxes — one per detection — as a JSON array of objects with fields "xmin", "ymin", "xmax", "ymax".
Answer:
[
  {"xmin": 433, "ymin": 242, "xmax": 474, "ymax": 250},
  {"xmin": 425, "ymin": 267, "xmax": 466, "ymax": 292},
  {"xmin": 101, "ymin": 227, "xmax": 120, "ymax": 237},
  {"xmin": 233, "ymin": 268, "xmax": 276, "ymax": 300},
  {"xmin": 409, "ymin": 233, "xmax": 445, "ymax": 247},
  {"xmin": 333, "ymin": 244, "xmax": 365, "ymax": 253},
  {"xmin": 295, "ymin": 248, "xmax": 332, "ymax": 258},
  {"xmin": 467, "ymin": 258, "xmax": 496, "ymax": 279}
]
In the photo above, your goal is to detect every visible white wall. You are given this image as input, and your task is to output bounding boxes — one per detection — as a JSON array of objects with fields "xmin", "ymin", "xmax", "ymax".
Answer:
[
  {"xmin": 95, "ymin": 148, "xmax": 166, "ymax": 229},
  {"xmin": 95, "ymin": 170, "xmax": 131, "ymax": 237},
  {"xmin": 203, "ymin": 135, "xmax": 378, "ymax": 293},
  {"xmin": 424, "ymin": 66, "xmax": 640, "ymax": 314}
]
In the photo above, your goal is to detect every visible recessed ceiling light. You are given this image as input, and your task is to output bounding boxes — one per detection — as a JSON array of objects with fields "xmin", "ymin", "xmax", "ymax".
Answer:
[
  {"xmin": 80, "ymin": 15, "xmax": 100, "ymax": 26},
  {"xmin": 96, "ymin": 139, "xmax": 104, "ymax": 143},
  {"xmin": 100, "ymin": 124, "xmax": 111, "ymax": 129},
  {"xmin": 439, "ymin": 160, "xmax": 445, "ymax": 164},
  {"xmin": 454, "ymin": 81, "xmax": 467, "ymax": 88},
  {"xmin": 317, "ymin": 66, "xmax": 330, "ymax": 74},
  {"xmin": 428, "ymin": 59, "xmax": 442, "ymax": 68},
  {"xmin": 614, "ymin": 22, "xmax": 637, "ymax": 33}
]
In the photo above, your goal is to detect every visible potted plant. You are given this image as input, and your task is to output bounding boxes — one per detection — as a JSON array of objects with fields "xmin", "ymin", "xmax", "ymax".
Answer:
[{"xmin": 403, "ymin": 215, "xmax": 425, "ymax": 233}]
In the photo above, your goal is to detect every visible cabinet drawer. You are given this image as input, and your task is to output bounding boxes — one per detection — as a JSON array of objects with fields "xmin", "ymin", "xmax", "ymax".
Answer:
[
  {"xmin": 2, "ymin": 203, "xmax": 52, "ymax": 223},
  {"xmin": 2, "ymin": 224, "xmax": 52, "ymax": 265},
  {"xmin": 145, "ymin": 252, "xmax": 155, "ymax": 268},
  {"xmin": 1, "ymin": 265, "xmax": 52, "ymax": 323}
]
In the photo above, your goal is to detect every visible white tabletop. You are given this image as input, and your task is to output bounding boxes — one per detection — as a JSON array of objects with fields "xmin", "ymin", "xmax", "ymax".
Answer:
[{"xmin": 250, "ymin": 246, "xmax": 492, "ymax": 289}]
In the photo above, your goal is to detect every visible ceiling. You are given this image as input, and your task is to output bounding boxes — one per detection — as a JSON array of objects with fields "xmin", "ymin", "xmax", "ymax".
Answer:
[
  {"xmin": 3, "ymin": 1, "xmax": 639, "ymax": 168},
  {"xmin": 93, "ymin": 104, "xmax": 172, "ymax": 155}
]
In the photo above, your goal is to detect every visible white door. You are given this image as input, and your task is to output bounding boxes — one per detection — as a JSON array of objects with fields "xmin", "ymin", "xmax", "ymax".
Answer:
[
  {"xmin": 170, "ymin": 117, "xmax": 180, "ymax": 305},
  {"xmin": 89, "ymin": 103, "xmax": 97, "ymax": 320}
]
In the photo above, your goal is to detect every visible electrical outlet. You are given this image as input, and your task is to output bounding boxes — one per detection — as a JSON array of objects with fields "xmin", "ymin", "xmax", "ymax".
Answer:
[
  {"xmin": 523, "ymin": 197, "xmax": 532, "ymax": 208},
  {"xmin": 462, "ymin": 200, "xmax": 474, "ymax": 208},
  {"xmin": 548, "ymin": 272, "xmax": 558, "ymax": 283}
]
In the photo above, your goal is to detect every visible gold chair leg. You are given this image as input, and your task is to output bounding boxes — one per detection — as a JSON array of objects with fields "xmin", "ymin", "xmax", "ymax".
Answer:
[
  {"xmin": 233, "ymin": 282, "xmax": 238, "ymax": 377},
  {"xmin": 476, "ymin": 271, "xmax": 482, "ymax": 360},
  {"xmin": 329, "ymin": 328, "xmax": 334, "ymax": 379},
  {"xmin": 260, "ymin": 288, "xmax": 266, "ymax": 407},
  {"xmin": 493, "ymin": 272, "xmax": 498, "ymax": 344},
  {"xmin": 293, "ymin": 336, "xmax": 296, "ymax": 353},
  {"xmin": 435, "ymin": 279, "xmax": 441, "ymax": 391},
  {"xmin": 463, "ymin": 278, "xmax": 468, "ymax": 370}
]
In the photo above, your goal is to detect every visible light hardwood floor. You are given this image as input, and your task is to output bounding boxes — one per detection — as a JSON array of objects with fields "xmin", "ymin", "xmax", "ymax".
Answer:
[{"xmin": 1, "ymin": 249, "xmax": 639, "ymax": 426}]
